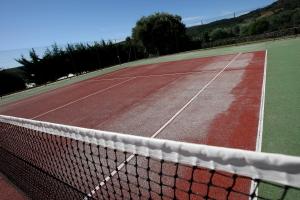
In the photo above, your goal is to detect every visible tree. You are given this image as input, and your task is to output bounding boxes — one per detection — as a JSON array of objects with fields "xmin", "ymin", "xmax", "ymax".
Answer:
[
  {"xmin": 248, "ymin": 19, "xmax": 270, "ymax": 35},
  {"xmin": 202, "ymin": 31, "xmax": 210, "ymax": 43},
  {"xmin": 270, "ymin": 10, "xmax": 294, "ymax": 30},
  {"xmin": 279, "ymin": 0, "xmax": 300, "ymax": 9},
  {"xmin": 239, "ymin": 23, "xmax": 251, "ymax": 36},
  {"xmin": 292, "ymin": 8, "xmax": 300, "ymax": 26},
  {"xmin": 0, "ymin": 70, "xmax": 26, "ymax": 96},
  {"xmin": 232, "ymin": 25, "xmax": 240, "ymax": 36},
  {"xmin": 16, "ymin": 49, "xmax": 43, "ymax": 83},
  {"xmin": 209, "ymin": 28, "xmax": 230, "ymax": 41},
  {"xmin": 132, "ymin": 12, "xmax": 188, "ymax": 55}
]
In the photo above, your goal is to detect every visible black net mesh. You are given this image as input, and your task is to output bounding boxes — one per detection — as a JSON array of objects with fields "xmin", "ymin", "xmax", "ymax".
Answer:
[{"xmin": 0, "ymin": 121, "xmax": 299, "ymax": 200}]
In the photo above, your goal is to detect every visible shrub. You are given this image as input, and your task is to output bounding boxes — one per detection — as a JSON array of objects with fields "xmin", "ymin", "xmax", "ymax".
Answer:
[
  {"xmin": 0, "ymin": 70, "xmax": 26, "ymax": 96},
  {"xmin": 249, "ymin": 19, "xmax": 270, "ymax": 35},
  {"xmin": 209, "ymin": 28, "xmax": 230, "ymax": 41}
]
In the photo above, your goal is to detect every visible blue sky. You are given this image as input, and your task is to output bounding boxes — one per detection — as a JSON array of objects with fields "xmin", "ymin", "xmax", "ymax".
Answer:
[{"xmin": 0, "ymin": 0, "xmax": 276, "ymax": 68}]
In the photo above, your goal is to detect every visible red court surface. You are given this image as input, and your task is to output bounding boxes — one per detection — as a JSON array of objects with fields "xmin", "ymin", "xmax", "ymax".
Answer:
[
  {"xmin": 0, "ymin": 51, "xmax": 266, "ymax": 199},
  {"xmin": 0, "ymin": 51, "xmax": 265, "ymax": 150}
]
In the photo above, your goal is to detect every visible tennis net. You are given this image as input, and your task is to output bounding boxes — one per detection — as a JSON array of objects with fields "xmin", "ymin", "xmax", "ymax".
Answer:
[{"xmin": 0, "ymin": 114, "xmax": 300, "ymax": 200}]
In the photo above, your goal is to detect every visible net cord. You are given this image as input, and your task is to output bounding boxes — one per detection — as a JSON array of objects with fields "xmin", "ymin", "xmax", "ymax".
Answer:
[{"xmin": 1, "ymin": 114, "xmax": 300, "ymax": 188}]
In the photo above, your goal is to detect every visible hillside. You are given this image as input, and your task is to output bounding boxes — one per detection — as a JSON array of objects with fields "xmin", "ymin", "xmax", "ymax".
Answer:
[{"xmin": 186, "ymin": 0, "xmax": 300, "ymax": 39}]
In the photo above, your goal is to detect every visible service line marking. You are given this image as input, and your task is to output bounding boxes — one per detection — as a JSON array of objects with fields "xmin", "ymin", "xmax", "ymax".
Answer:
[
  {"xmin": 86, "ymin": 68, "xmax": 231, "ymax": 82},
  {"xmin": 84, "ymin": 52, "xmax": 243, "ymax": 199}
]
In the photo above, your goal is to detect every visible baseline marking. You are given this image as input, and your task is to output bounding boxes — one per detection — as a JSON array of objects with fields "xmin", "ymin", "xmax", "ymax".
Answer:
[
  {"xmin": 31, "ymin": 78, "xmax": 135, "ymax": 119},
  {"xmin": 84, "ymin": 52, "xmax": 243, "ymax": 199}
]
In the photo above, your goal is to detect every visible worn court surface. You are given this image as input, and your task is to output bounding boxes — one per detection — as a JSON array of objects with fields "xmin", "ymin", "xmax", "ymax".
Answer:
[{"xmin": 0, "ymin": 51, "xmax": 265, "ymax": 151}]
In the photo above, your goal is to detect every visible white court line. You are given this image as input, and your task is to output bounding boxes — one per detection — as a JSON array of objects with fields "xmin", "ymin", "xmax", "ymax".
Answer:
[
  {"xmin": 250, "ymin": 50, "xmax": 268, "ymax": 199},
  {"xmin": 31, "ymin": 78, "xmax": 135, "ymax": 120},
  {"xmin": 256, "ymin": 50, "xmax": 268, "ymax": 152},
  {"xmin": 0, "ymin": 66, "xmax": 126, "ymax": 108},
  {"xmin": 86, "ymin": 68, "xmax": 225, "ymax": 82},
  {"xmin": 84, "ymin": 52, "xmax": 242, "ymax": 199}
]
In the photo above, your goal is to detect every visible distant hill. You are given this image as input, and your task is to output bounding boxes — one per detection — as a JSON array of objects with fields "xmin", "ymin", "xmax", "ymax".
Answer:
[{"xmin": 186, "ymin": 0, "xmax": 300, "ymax": 39}]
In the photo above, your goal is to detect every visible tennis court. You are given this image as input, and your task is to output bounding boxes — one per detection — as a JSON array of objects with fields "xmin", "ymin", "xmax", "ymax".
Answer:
[
  {"xmin": 0, "ymin": 51, "xmax": 296, "ymax": 199},
  {"xmin": 1, "ymin": 36, "xmax": 300, "ymax": 200},
  {"xmin": 1, "ymin": 50, "xmax": 286, "ymax": 200},
  {"xmin": 0, "ymin": 51, "xmax": 265, "ymax": 149}
]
